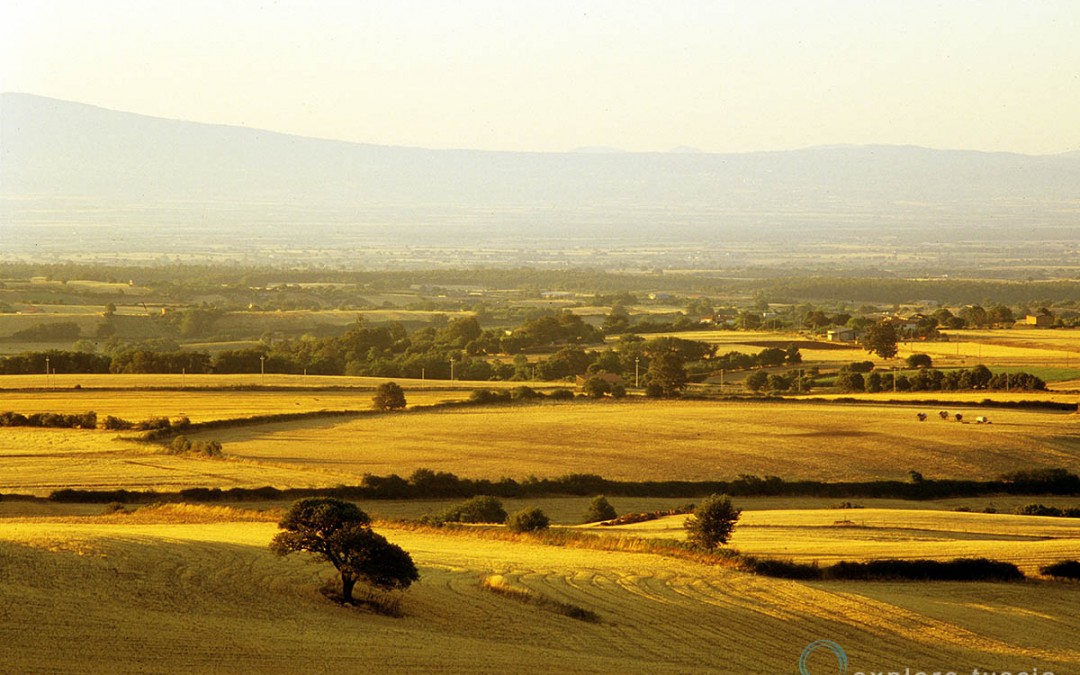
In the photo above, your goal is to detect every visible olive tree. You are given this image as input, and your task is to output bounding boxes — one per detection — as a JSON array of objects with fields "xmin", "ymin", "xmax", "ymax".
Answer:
[{"xmin": 270, "ymin": 498, "xmax": 418, "ymax": 604}]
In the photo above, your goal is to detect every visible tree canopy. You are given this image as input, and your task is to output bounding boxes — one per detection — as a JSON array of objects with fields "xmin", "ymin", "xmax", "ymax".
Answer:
[
  {"xmin": 270, "ymin": 498, "xmax": 419, "ymax": 604},
  {"xmin": 861, "ymin": 322, "xmax": 899, "ymax": 359}
]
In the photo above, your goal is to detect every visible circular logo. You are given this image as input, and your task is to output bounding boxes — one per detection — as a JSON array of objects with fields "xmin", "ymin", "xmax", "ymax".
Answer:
[{"xmin": 798, "ymin": 640, "xmax": 848, "ymax": 675}]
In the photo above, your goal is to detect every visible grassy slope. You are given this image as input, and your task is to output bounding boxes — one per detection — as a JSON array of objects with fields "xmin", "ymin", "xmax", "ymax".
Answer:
[{"xmin": 0, "ymin": 513, "xmax": 1077, "ymax": 674}]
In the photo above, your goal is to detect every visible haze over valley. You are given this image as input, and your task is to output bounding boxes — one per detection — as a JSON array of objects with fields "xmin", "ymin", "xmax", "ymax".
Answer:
[{"xmin": 3, "ymin": 93, "xmax": 1078, "ymax": 275}]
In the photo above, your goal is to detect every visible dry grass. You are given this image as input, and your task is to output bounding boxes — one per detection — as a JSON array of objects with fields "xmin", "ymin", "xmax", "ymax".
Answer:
[
  {"xmin": 191, "ymin": 399, "xmax": 1080, "ymax": 482},
  {"xmin": 0, "ymin": 517, "xmax": 1076, "ymax": 673}
]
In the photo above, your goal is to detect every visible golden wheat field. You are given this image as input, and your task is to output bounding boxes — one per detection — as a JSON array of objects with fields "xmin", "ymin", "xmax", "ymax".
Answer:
[
  {"xmin": 0, "ymin": 509, "xmax": 1077, "ymax": 674},
  {"xmin": 2, "ymin": 383, "xmax": 1079, "ymax": 673},
  {"xmin": 189, "ymin": 399, "xmax": 1080, "ymax": 483}
]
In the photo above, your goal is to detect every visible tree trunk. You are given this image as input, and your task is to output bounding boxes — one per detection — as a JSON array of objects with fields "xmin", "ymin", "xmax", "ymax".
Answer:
[{"xmin": 341, "ymin": 573, "xmax": 356, "ymax": 604}]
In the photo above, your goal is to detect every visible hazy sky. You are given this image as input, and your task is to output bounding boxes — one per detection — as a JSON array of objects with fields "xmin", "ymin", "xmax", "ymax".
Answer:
[{"xmin": 2, "ymin": 1, "xmax": 1078, "ymax": 154}]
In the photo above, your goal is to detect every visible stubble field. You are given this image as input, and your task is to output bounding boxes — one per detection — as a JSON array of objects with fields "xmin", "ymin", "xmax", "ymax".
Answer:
[{"xmin": 1, "ymin": 380, "xmax": 1079, "ymax": 673}]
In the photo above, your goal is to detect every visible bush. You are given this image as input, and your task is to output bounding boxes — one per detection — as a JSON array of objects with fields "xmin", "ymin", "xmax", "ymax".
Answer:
[
  {"xmin": 505, "ymin": 507, "xmax": 550, "ymax": 533},
  {"xmin": 684, "ymin": 494, "xmax": 741, "ymax": 550},
  {"xmin": 1040, "ymin": 560, "xmax": 1080, "ymax": 580},
  {"xmin": 372, "ymin": 381, "xmax": 407, "ymax": 411},
  {"xmin": 1015, "ymin": 503, "xmax": 1063, "ymax": 517},
  {"xmin": 906, "ymin": 353, "xmax": 933, "ymax": 368},
  {"xmin": 582, "ymin": 495, "xmax": 618, "ymax": 523},
  {"xmin": 548, "ymin": 389, "xmax": 575, "ymax": 400},
  {"xmin": 437, "ymin": 495, "xmax": 508, "ymax": 524},
  {"xmin": 644, "ymin": 383, "xmax": 664, "ymax": 398}
]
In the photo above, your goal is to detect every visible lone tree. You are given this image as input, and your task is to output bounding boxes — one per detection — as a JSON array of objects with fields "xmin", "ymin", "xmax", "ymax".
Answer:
[
  {"xmin": 684, "ymin": 494, "xmax": 741, "ymax": 550},
  {"xmin": 372, "ymin": 381, "xmax": 407, "ymax": 411},
  {"xmin": 861, "ymin": 322, "xmax": 899, "ymax": 360},
  {"xmin": 270, "ymin": 498, "xmax": 419, "ymax": 604}
]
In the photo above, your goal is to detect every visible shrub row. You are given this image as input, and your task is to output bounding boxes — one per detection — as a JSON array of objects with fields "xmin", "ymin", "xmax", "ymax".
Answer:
[
  {"xmin": 1014, "ymin": 503, "xmax": 1080, "ymax": 518},
  {"xmin": 0, "ymin": 411, "xmax": 97, "ymax": 429},
  {"xmin": 38, "ymin": 467, "xmax": 1080, "ymax": 505},
  {"xmin": 744, "ymin": 557, "xmax": 1025, "ymax": 582}
]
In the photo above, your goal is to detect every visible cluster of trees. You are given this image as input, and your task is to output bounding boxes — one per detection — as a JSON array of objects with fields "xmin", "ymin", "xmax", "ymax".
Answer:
[
  {"xmin": 744, "ymin": 370, "xmax": 815, "ymax": 394},
  {"xmin": 835, "ymin": 364, "xmax": 1046, "ymax": 393},
  {"xmin": 714, "ymin": 345, "xmax": 801, "ymax": 371},
  {"xmin": 0, "ymin": 316, "xmax": 722, "ymax": 391}
]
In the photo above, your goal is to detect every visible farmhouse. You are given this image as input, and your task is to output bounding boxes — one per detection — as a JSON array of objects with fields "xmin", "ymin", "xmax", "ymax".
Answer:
[
  {"xmin": 1025, "ymin": 314, "xmax": 1054, "ymax": 328},
  {"xmin": 826, "ymin": 327, "xmax": 857, "ymax": 342}
]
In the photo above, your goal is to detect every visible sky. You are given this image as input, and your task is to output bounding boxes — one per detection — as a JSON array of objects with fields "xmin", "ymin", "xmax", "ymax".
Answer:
[{"xmin": 2, "ymin": 0, "xmax": 1078, "ymax": 154}]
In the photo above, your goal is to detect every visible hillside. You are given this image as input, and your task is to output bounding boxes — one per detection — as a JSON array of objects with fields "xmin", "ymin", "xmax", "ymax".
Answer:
[
  {"xmin": 1, "ymin": 514, "xmax": 1077, "ymax": 673},
  {"xmin": 3, "ymin": 93, "xmax": 1079, "ymax": 258}
]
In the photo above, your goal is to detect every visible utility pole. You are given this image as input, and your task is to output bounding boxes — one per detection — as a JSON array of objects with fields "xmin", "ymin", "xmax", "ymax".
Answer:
[
  {"xmin": 45, "ymin": 356, "xmax": 50, "ymax": 388},
  {"xmin": 260, "ymin": 355, "xmax": 266, "ymax": 386},
  {"xmin": 634, "ymin": 357, "xmax": 640, "ymax": 388},
  {"xmin": 449, "ymin": 357, "xmax": 455, "ymax": 381}
]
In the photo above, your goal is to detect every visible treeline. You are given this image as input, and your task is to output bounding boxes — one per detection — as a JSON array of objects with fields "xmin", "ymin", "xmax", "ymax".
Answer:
[
  {"xmin": 835, "ymin": 364, "xmax": 1046, "ymax": 393},
  {"xmin": 34, "ymin": 468, "xmax": 1080, "ymax": 504},
  {"xmin": 0, "ymin": 322, "xmax": 717, "ymax": 385}
]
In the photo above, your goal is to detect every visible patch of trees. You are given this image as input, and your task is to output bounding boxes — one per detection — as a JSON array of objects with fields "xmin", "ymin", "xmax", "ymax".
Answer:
[
  {"xmin": 0, "ymin": 350, "xmax": 111, "ymax": 375},
  {"xmin": 713, "ymin": 344, "xmax": 801, "ymax": 372},
  {"xmin": 744, "ymin": 369, "xmax": 814, "ymax": 394},
  {"xmin": 10, "ymin": 321, "xmax": 82, "ymax": 341},
  {"xmin": 835, "ymin": 365, "xmax": 1045, "ymax": 393},
  {"xmin": 167, "ymin": 435, "xmax": 223, "ymax": 458}
]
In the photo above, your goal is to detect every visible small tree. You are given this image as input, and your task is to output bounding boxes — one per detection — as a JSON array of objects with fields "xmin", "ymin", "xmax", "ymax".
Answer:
[
  {"xmin": 505, "ymin": 507, "xmax": 550, "ymax": 533},
  {"xmin": 372, "ymin": 381, "xmax": 407, "ymax": 411},
  {"xmin": 684, "ymin": 494, "xmax": 741, "ymax": 550},
  {"xmin": 270, "ymin": 498, "xmax": 419, "ymax": 604},
  {"xmin": 583, "ymin": 495, "xmax": 618, "ymax": 523}
]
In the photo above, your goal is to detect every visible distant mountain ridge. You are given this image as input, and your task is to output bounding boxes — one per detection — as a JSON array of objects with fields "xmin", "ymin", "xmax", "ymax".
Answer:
[{"xmin": 2, "ymin": 92, "xmax": 1078, "ymax": 254}]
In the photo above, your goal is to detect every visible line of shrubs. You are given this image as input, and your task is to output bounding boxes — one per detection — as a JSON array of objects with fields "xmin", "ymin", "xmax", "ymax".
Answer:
[
  {"xmin": 0, "ymin": 411, "xmax": 98, "ymax": 429},
  {"xmin": 1014, "ymin": 503, "xmax": 1080, "ymax": 518},
  {"xmin": 32, "ymin": 467, "xmax": 1080, "ymax": 505},
  {"xmin": 742, "ymin": 556, "xmax": 1025, "ymax": 582}
]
